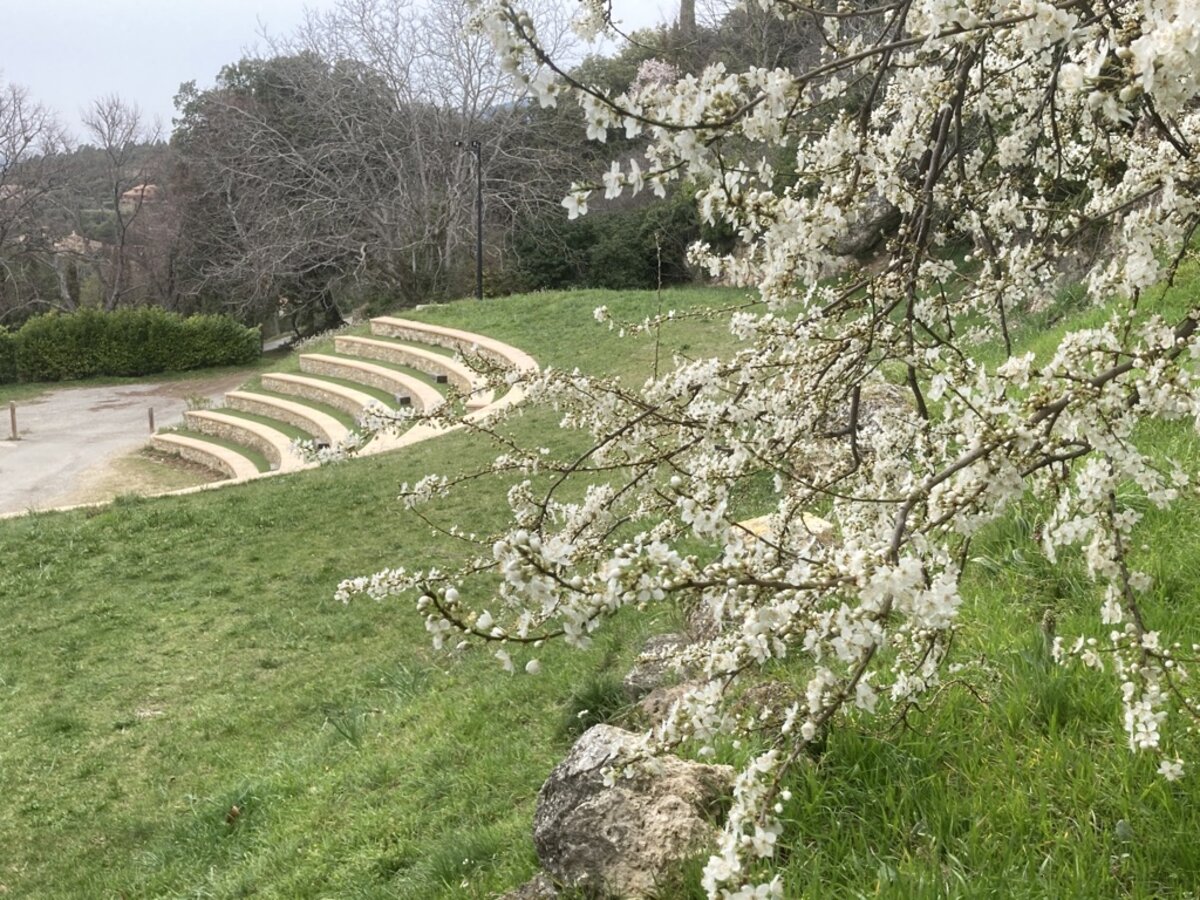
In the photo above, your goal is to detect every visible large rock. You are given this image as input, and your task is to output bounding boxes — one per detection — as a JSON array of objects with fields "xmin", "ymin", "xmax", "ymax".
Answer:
[
  {"xmin": 738, "ymin": 512, "xmax": 835, "ymax": 546},
  {"xmin": 814, "ymin": 381, "xmax": 911, "ymax": 446},
  {"xmin": 828, "ymin": 192, "xmax": 901, "ymax": 257},
  {"xmin": 621, "ymin": 633, "xmax": 692, "ymax": 700},
  {"xmin": 533, "ymin": 724, "xmax": 733, "ymax": 898},
  {"xmin": 796, "ymin": 380, "xmax": 913, "ymax": 480},
  {"xmin": 637, "ymin": 682, "xmax": 700, "ymax": 727},
  {"xmin": 501, "ymin": 871, "xmax": 560, "ymax": 899}
]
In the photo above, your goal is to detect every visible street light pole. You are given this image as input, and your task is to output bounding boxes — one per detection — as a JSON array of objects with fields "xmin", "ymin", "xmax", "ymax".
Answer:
[{"xmin": 456, "ymin": 139, "xmax": 484, "ymax": 301}]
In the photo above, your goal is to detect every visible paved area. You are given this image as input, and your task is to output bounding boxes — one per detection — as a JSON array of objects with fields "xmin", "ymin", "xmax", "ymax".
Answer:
[{"xmin": 0, "ymin": 374, "xmax": 249, "ymax": 515}]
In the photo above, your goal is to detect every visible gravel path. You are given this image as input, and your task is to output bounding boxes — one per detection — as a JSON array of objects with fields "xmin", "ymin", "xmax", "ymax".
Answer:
[{"xmin": 0, "ymin": 373, "xmax": 251, "ymax": 515}]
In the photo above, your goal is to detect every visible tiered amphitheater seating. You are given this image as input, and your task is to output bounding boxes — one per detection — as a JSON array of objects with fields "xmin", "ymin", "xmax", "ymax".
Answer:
[
  {"xmin": 150, "ymin": 432, "xmax": 260, "ymax": 480},
  {"xmin": 298, "ymin": 354, "xmax": 443, "ymax": 412},
  {"xmin": 259, "ymin": 373, "xmax": 380, "ymax": 420},
  {"xmin": 224, "ymin": 391, "xmax": 349, "ymax": 446},
  {"xmin": 148, "ymin": 316, "xmax": 536, "ymax": 485},
  {"xmin": 332, "ymin": 336, "xmax": 492, "ymax": 410}
]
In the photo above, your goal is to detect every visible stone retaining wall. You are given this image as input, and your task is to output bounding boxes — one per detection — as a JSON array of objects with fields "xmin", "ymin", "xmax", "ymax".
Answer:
[
  {"xmin": 261, "ymin": 374, "xmax": 376, "ymax": 420},
  {"xmin": 300, "ymin": 355, "xmax": 442, "ymax": 412},
  {"xmin": 151, "ymin": 434, "xmax": 258, "ymax": 480},
  {"xmin": 334, "ymin": 336, "xmax": 476, "ymax": 395},
  {"xmin": 185, "ymin": 411, "xmax": 287, "ymax": 470},
  {"xmin": 226, "ymin": 392, "xmax": 343, "ymax": 445}
]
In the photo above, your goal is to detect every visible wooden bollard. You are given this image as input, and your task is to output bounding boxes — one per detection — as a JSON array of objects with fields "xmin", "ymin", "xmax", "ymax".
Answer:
[
  {"xmin": 148, "ymin": 407, "xmax": 155, "ymax": 434},
  {"xmin": 8, "ymin": 401, "xmax": 15, "ymax": 441}
]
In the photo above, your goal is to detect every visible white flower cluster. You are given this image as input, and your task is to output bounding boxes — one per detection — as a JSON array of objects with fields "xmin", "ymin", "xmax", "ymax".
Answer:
[
  {"xmin": 293, "ymin": 431, "xmax": 367, "ymax": 465},
  {"xmin": 703, "ymin": 751, "xmax": 785, "ymax": 897},
  {"xmin": 337, "ymin": 0, "xmax": 1200, "ymax": 894},
  {"xmin": 1128, "ymin": 0, "xmax": 1200, "ymax": 115}
]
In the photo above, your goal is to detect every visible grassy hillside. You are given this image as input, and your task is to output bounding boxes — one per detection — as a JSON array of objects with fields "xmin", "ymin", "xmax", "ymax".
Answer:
[
  {"xmin": 3, "ymin": 283, "xmax": 1200, "ymax": 897},
  {"xmin": 0, "ymin": 288, "xmax": 742, "ymax": 899}
]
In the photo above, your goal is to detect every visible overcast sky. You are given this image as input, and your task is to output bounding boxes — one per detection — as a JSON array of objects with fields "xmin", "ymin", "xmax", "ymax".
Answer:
[{"xmin": 0, "ymin": 0, "xmax": 674, "ymax": 142}]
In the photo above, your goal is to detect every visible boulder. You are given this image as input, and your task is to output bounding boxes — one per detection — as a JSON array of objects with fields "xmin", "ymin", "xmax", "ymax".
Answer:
[
  {"xmin": 828, "ymin": 192, "xmax": 901, "ymax": 257},
  {"xmin": 731, "ymin": 680, "xmax": 802, "ymax": 740},
  {"xmin": 637, "ymin": 682, "xmax": 699, "ymax": 727},
  {"xmin": 500, "ymin": 871, "xmax": 560, "ymax": 899},
  {"xmin": 533, "ymin": 724, "xmax": 733, "ymax": 898},
  {"xmin": 737, "ymin": 512, "xmax": 835, "ymax": 546},
  {"xmin": 812, "ymin": 381, "xmax": 910, "ymax": 447},
  {"xmin": 797, "ymin": 380, "xmax": 913, "ymax": 479},
  {"xmin": 621, "ymin": 633, "xmax": 692, "ymax": 700}
]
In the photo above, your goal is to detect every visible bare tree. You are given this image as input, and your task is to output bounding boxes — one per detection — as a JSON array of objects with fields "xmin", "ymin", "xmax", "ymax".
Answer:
[
  {"xmin": 79, "ymin": 95, "xmax": 164, "ymax": 310},
  {"xmin": 172, "ymin": 53, "xmax": 392, "ymax": 328},
  {"xmin": 284, "ymin": 0, "xmax": 582, "ymax": 293},
  {"xmin": 170, "ymin": 0, "xmax": 583, "ymax": 328},
  {"xmin": 0, "ymin": 80, "xmax": 69, "ymax": 321}
]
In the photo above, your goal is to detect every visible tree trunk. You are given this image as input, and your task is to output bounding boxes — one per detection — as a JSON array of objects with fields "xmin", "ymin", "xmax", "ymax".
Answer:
[
  {"xmin": 318, "ymin": 287, "xmax": 344, "ymax": 331},
  {"xmin": 678, "ymin": 0, "xmax": 695, "ymax": 39}
]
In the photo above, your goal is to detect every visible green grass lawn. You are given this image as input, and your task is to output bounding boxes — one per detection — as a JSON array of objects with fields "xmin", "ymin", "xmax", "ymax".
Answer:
[
  {"xmin": 3, "ymin": 283, "xmax": 1200, "ymax": 897},
  {"xmin": 0, "ymin": 288, "xmax": 741, "ymax": 899}
]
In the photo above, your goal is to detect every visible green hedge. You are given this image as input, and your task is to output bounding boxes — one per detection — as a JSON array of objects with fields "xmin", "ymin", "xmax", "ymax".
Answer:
[
  {"xmin": 509, "ymin": 190, "xmax": 736, "ymax": 293},
  {"xmin": 0, "ymin": 327, "xmax": 16, "ymax": 383},
  {"xmin": 2, "ymin": 308, "xmax": 260, "ymax": 384}
]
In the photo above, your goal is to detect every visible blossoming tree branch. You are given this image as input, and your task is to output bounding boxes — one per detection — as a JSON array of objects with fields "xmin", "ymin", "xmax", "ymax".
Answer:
[{"xmin": 340, "ymin": 0, "xmax": 1200, "ymax": 895}]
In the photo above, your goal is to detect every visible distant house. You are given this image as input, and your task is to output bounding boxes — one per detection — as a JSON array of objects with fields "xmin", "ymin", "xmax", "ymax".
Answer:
[
  {"xmin": 53, "ymin": 231, "xmax": 104, "ymax": 256},
  {"xmin": 119, "ymin": 183, "xmax": 160, "ymax": 212},
  {"xmin": 0, "ymin": 183, "xmax": 29, "ymax": 205}
]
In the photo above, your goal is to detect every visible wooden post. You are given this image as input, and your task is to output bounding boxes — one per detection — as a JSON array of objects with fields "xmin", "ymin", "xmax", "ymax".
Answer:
[
  {"xmin": 8, "ymin": 401, "xmax": 15, "ymax": 441},
  {"xmin": 148, "ymin": 407, "xmax": 155, "ymax": 434}
]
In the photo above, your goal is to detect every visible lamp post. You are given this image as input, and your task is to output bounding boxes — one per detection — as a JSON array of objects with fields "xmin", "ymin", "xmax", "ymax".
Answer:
[{"xmin": 455, "ymin": 138, "xmax": 483, "ymax": 301}]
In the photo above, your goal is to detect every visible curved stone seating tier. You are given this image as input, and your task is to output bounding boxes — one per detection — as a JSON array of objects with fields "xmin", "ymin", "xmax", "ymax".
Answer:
[
  {"xmin": 332, "ymin": 336, "xmax": 493, "ymax": 410},
  {"xmin": 370, "ymin": 316, "xmax": 539, "ymax": 375},
  {"xmin": 151, "ymin": 433, "xmax": 260, "ymax": 481},
  {"xmin": 299, "ymin": 354, "xmax": 444, "ymax": 413},
  {"xmin": 225, "ymin": 390, "xmax": 350, "ymax": 446},
  {"xmin": 7, "ymin": 320, "xmax": 539, "ymax": 520},
  {"xmin": 184, "ymin": 409, "xmax": 303, "ymax": 473},
  {"xmin": 260, "ymin": 373, "xmax": 383, "ymax": 421}
]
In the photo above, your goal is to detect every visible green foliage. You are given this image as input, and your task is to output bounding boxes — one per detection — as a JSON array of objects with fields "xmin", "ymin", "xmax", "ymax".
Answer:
[
  {"xmin": 572, "ymin": 45, "xmax": 658, "ymax": 95},
  {"xmin": 511, "ymin": 192, "xmax": 731, "ymax": 292},
  {"xmin": 558, "ymin": 671, "xmax": 630, "ymax": 740},
  {"xmin": 0, "ymin": 326, "xmax": 16, "ymax": 383},
  {"xmin": 4, "ymin": 308, "xmax": 260, "ymax": 384},
  {"xmin": 78, "ymin": 208, "xmax": 118, "ymax": 244}
]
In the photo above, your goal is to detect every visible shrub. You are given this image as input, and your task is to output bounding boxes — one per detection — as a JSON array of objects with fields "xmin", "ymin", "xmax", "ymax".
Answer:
[
  {"xmin": 10, "ymin": 308, "xmax": 260, "ymax": 383},
  {"xmin": 0, "ymin": 327, "xmax": 16, "ymax": 384},
  {"xmin": 510, "ymin": 190, "xmax": 735, "ymax": 292},
  {"xmin": 14, "ymin": 311, "xmax": 103, "ymax": 382}
]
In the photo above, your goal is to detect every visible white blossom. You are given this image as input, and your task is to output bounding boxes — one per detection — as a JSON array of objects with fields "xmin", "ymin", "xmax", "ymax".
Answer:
[{"xmin": 337, "ymin": 2, "xmax": 1200, "ymax": 894}]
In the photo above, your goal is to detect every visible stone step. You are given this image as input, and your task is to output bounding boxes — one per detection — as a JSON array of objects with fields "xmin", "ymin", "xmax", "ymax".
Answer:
[
  {"xmin": 260, "ymin": 373, "xmax": 384, "ymax": 421},
  {"xmin": 183, "ymin": 409, "xmax": 303, "ymax": 472},
  {"xmin": 224, "ymin": 391, "xmax": 350, "ymax": 447},
  {"xmin": 299, "ymin": 354, "xmax": 444, "ymax": 413},
  {"xmin": 333, "ymin": 335, "xmax": 492, "ymax": 410},
  {"xmin": 370, "ymin": 316, "xmax": 538, "ymax": 374},
  {"xmin": 150, "ymin": 433, "xmax": 260, "ymax": 481}
]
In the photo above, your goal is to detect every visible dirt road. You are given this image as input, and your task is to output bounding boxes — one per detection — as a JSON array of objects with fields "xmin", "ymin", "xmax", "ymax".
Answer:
[{"xmin": 0, "ymin": 373, "xmax": 251, "ymax": 516}]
